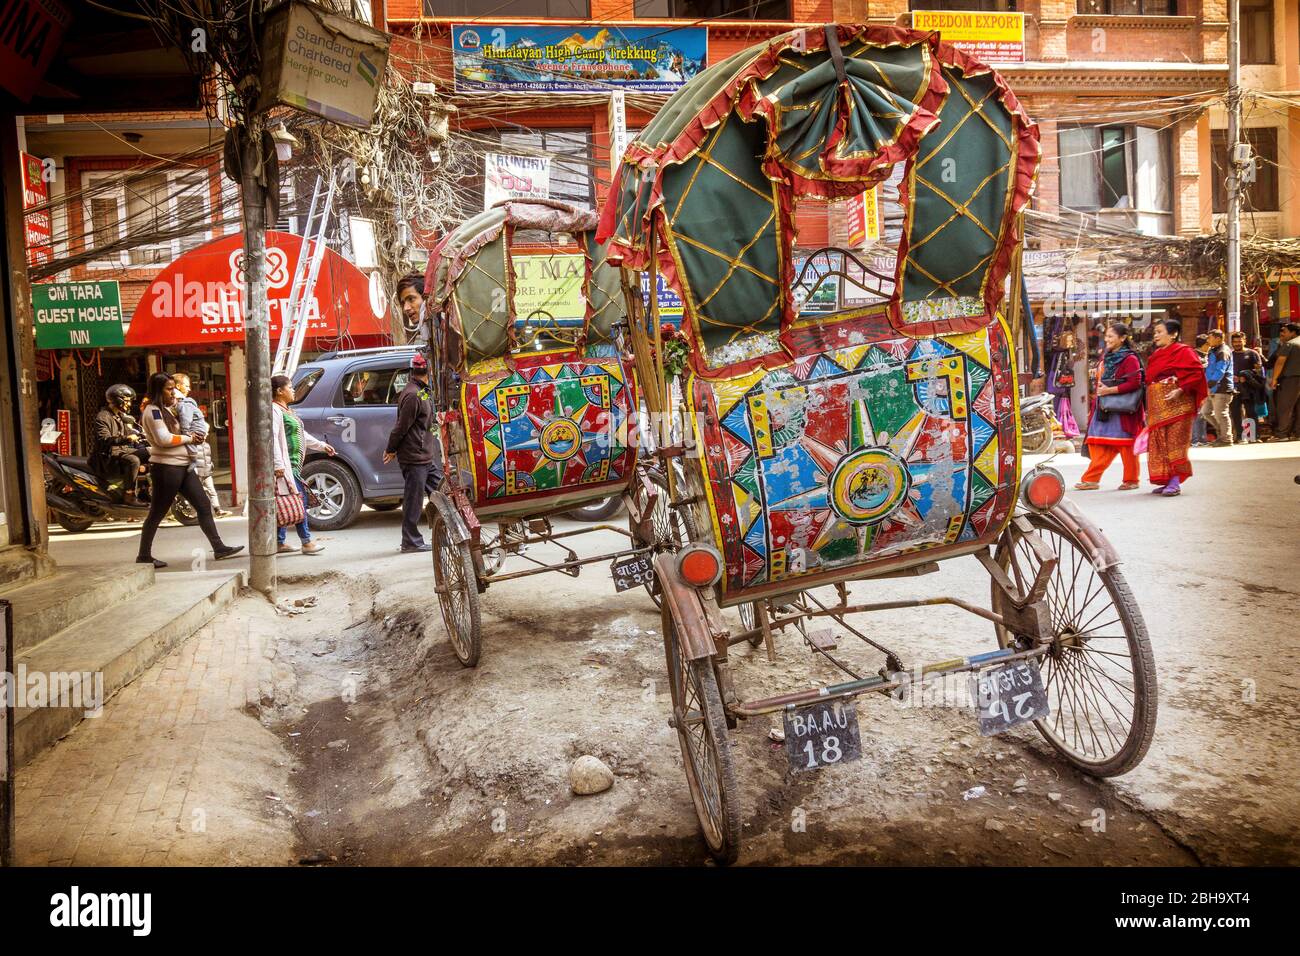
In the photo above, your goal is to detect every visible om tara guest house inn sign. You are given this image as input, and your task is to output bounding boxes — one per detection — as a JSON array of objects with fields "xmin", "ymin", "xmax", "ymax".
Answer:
[{"xmin": 32, "ymin": 282, "xmax": 124, "ymax": 349}]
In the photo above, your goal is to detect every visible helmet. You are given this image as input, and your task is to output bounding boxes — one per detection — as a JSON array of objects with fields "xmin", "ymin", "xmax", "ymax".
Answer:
[{"xmin": 106, "ymin": 384, "xmax": 135, "ymax": 410}]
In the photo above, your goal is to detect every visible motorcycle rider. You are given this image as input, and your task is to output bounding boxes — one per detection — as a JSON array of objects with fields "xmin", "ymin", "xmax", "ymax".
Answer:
[{"xmin": 91, "ymin": 384, "xmax": 150, "ymax": 503}]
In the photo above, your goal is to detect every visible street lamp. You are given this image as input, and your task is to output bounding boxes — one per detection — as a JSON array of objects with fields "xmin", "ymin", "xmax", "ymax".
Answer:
[{"xmin": 270, "ymin": 122, "xmax": 300, "ymax": 162}]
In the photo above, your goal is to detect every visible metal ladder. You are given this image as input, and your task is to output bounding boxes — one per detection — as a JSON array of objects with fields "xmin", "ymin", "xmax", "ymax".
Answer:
[{"xmin": 272, "ymin": 173, "xmax": 337, "ymax": 379}]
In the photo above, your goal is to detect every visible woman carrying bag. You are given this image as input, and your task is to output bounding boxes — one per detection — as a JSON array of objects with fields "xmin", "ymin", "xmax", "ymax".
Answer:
[
  {"xmin": 136, "ymin": 372, "xmax": 243, "ymax": 568},
  {"xmin": 1075, "ymin": 322, "xmax": 1145, "ymax": 491},
  {"xmin": 271, "ymin": 374, "xmax": 336, "ymax": 555}
]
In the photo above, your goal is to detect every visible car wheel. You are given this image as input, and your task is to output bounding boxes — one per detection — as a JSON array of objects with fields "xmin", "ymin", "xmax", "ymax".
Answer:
[
  {"xmin": 565, "ymin": 496, "xmax": 622, "ymax": 522},
  {"xmin": 302, "ymin": 459, "xmax": 363, "ymax": 530}
]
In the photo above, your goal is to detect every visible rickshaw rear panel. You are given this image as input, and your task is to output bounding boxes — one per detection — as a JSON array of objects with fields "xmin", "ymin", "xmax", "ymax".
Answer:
[{"xmin": 688, "ymin": 314, "xmax": 1020, "ymax": 603}]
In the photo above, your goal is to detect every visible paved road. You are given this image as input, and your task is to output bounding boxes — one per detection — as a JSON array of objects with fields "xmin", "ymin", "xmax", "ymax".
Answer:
[{"xmin": 46, "ymin": 442, "xmax": 1300, "ymax": 864}]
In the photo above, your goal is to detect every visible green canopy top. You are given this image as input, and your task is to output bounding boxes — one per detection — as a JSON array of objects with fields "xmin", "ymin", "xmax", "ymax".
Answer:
[{"xmin": 596, "ymin": 24, "xmax": 1040, "ymax": 376}]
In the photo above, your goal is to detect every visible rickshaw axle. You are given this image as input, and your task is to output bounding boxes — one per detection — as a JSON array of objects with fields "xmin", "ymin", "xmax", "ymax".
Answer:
[
  {"xmin": 730, "ymin": 644, "xmax": 1050, "ymax": 718},
  {"xmin": 727, "ymin": 595, "xmax": 1010, "ymax": 647}
]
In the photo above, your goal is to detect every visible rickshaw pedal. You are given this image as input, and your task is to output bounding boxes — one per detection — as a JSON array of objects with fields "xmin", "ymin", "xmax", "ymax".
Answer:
[{"xmin": 804, "ymin": 628, "xmax": 837, "ymax": 651}]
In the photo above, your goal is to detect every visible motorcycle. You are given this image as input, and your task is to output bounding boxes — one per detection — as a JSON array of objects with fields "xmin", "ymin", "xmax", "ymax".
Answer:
[
  {"xmin": 43, "ymin": 451, "xmax": 199, "ymax": 533},
  {"xmin": 1019, "ymin": 392, "xmax": 1059, "ymax": 456}
]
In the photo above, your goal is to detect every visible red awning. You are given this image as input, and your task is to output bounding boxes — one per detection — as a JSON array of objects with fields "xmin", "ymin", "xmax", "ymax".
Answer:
[{"xmin": 127, "ymin": 231, "xmax": 391, "ymax": 347}]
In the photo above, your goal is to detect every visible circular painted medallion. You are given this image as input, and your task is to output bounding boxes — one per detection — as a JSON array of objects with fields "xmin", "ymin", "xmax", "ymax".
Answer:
[
  {"xmin": 539, "ymin": 418, "xmax": 583, "ymax": 461},
  {"xmin": 828, "ymin": 447, "xmax": 910, "ymax": 525}
]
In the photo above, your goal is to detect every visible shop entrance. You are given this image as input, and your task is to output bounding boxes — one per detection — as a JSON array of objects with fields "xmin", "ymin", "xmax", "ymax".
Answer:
[{"xmin": 161, "ymin": 354, "xmax": 233, "ymax": 494}]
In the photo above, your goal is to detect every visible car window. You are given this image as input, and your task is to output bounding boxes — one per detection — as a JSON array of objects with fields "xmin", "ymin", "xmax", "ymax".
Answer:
[
  {"xmin": 291, "ymin": 368, "xmax": 324, "ymax": 404},
  {"xmin": 340, "ymin": 366, "xmax": 407, "ymax": 406}
]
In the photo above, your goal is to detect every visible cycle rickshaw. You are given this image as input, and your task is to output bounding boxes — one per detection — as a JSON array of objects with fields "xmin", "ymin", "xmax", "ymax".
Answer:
[
  {"xmin": 423, "ymin": 198, "xmax": 673, "ymax": 666},
  {"xmin": 599, "ymin": 24, "xmax": 1157, "ymax": 862}
]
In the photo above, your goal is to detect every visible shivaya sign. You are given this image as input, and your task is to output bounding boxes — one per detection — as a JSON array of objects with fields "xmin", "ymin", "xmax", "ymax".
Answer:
[
  {"xmin": 127, "ymin": 231, "xmax": 390, "ymax": 346},
  {"xmin": 31, "ymin": 281, "xmax": 124, "ymax": 349}
]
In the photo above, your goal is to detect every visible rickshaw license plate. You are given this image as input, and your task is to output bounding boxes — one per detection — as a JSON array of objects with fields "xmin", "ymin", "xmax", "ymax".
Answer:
[
  {"xmin": 783, "ymin": 700, "xmax": 863, "ymax": 773},
  {"xmin": 611, "ymin": 553, "xmax": 654, "ymax": 592},
  {"xmin": 973, "ymin": 660, "xmax": 1051, "ymax": 736}
]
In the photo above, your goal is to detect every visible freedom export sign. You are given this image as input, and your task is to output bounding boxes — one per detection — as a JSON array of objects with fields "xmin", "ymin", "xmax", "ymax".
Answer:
[
  {"xmin": 32, "ymin": 281, "xmax": 125, "ymax": 349},
  {"xmin": 911, "ymin": 11, "xmax": 1025, "ymax": 63}
]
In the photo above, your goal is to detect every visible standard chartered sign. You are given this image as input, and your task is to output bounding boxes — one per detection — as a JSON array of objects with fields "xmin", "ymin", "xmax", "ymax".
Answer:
[{"xmin": 32, "ymin": 281, "xmax": 125, "ymax": 349}]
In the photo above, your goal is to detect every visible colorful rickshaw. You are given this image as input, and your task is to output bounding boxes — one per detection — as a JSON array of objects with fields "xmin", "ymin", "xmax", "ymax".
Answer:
[
  {"xmin": 599, "ymin": 25, "xmax": 1157, "ymax": 863},
  {"xmin": 424, "ymin": 198, "xmax": 670, "ymax": 666}
]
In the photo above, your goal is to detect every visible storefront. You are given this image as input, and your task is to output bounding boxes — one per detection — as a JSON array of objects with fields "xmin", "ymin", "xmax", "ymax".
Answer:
[
  {"xmin": 39, "ymin": 231, "xmax": 393, "ymax": 507},
  {"xmin": 1025, "ymin": 251, "xmax": 1221, "ymax": 433}
]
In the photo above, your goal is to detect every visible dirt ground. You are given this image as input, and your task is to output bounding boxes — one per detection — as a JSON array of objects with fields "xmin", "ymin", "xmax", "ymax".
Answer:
[{"xmin": 227, "ymin": 565, "xmax": 1198, "ymax": 867}]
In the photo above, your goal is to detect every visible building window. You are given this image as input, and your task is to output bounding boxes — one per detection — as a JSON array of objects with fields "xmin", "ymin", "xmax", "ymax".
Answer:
[
  {"xmin": 425, "ymin": 1, "xmax": 590, "ymax": 15},
  {"xmin": 1075, "ymin": 0, "xmax": 1177, "ymax": 13},
  {"xmin": 910, "ymin": 1, "xmax": 1015, "ymax": 10},
  {"xmin": 83, "ymin": 168, "xmax": 212, "ymax": 269},
  {"xmin": 635, "ymin": 0, "xmax": 791, "ymax": 17},
  {"xmin": 1212, "ymin": 128, "xmax": 1279, "ymax": 213},
  {"xmin": 1241, "ymin": 0, "xmax": 1274, "ymax": 64},
  {"xmin": 1058, "ymin": 125, "xmax": 1173, "ymax": 234}
]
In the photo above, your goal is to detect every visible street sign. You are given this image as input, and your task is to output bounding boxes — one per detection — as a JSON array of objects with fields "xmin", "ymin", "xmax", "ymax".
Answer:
[
  {"xmin": 20, "ymin": 152, "xmax": 52, "ymax": 269},
  {"xmin": 31, "ymin": 281, "xmax": 125, "ymax": 349}
]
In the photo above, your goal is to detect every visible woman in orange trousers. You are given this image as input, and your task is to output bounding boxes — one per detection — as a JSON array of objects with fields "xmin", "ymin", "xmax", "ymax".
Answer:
[{"xmin": 1076, "ymin": 322, "xmax": 1146, "ymax": 491}]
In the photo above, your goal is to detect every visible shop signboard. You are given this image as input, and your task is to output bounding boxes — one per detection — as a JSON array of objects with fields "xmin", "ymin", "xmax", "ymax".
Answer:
[
  {"xmin": 127, "ymin": 231, "xmax": 390, "ymax": 346},
  {"xmin": 640, "ymin": 272, "xmax": 684, "ymax": 325},
  {"xmin": 485, "ymin": 152, "xmax": 550, "ymax": 209},
  {"xmin": 846, "ymin": 187, "xmax": 880, "ymax": 248},
  {"xmin": 450, "ymin": 23, "xmax": 707, "ymax": 94},
  {"xmin": 31, "ymin": 281, "xmax": 125, "ymax": 348},
  {"xmin": 21, "ymin": 152, "xmax": 52, "ymax": 269},
  {"xmin": 1024, "ymin": 251, "xmax": 1221, "ymax": 316},
  {"xmin": 911, "ymin": 10, "xmax": 1025, "ymax": 63},
  {"xmin": 257, "ymin": 1, "xmax": 390, "ymax": 129},
  {"xmin": 513, "ymin": 253, "xmax": 585, "ymax": 326},
  {"xmin": 0, "ymin": 0, "xmax": 71, "ymax": 102}
]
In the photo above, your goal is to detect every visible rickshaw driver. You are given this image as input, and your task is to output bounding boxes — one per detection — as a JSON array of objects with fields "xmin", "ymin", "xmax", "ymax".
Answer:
[{"xmin": 384, "ymin": 352, "xmax": 443, "ymax": 553}]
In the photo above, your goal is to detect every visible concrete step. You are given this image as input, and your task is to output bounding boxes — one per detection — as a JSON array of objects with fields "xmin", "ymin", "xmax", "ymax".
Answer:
[
  {"xmin": 0, "ymin": 547, "xmax": 56, "ymax": 593},
  {"xmin": 5, "ymin": 564, "xmax": 156, "ymax": 655},
  {"xmin": 12, "ymin": 570, "xmax": 244, "ymax": 767}
]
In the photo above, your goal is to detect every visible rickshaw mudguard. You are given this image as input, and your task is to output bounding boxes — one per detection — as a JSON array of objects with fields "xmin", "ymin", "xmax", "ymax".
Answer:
[
  {"xmin": 426, "ymin": 490, "xmax": 471, "ymax": 547},
  {"xmin": 1039, "ymin": 498, "xmax": 1121, "ymax": 572},
  {"xmin": 654, "ymin": 553, "xmax": 727, "ymax": 661}
]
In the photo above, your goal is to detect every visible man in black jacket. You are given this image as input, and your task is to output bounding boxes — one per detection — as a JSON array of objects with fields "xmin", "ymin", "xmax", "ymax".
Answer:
[
  {"xmin": 384, "ymin": 352, "xmax": 442, "ymax": 552},
  {"xmin": 92, "ymin": 384, "xmax": 150, "ymax": 502}
]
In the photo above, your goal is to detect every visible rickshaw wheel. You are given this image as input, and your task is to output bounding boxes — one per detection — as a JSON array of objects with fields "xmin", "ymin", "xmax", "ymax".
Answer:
[
  {"xmin": 992, "ymin": 513, "xmax": 1156, "ymax": 777},
  {"xmin": 431, "ymin": 509, "xmax": 482, "ymax": 668},
  {"xmin": 662, "ymin": 601, "xmax": 741, "ymax": 865}
]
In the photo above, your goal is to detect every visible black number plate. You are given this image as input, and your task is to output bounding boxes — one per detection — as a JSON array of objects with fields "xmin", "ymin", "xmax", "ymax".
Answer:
[
  {"xmin": 611, "ymin": 553, "xmax": 654, "ymax": 592},
  {"xmin": 782, "ymin": 699, "xmax": 863, "ymax": 773},
  {"xmin": 972, "ymin": 660, "xmax": 1051, "ymax": 736}
]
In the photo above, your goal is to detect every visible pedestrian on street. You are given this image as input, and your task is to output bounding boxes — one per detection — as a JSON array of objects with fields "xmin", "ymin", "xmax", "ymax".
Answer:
[
  {"xmin": 172, "ymin": 371, "xmax": 230, "ymax": 517},
  {"xmin": 1229, "ymin": 331, "xmax": 1266, "ymax": 442},
  {"xmin": 1190, "ymin": 334, "xmax": 1210, "ymax": 446},
  {"xmin": 384, "ymin": 352, "xmax": 442, "ymax": 553},
  {"xmin": 1076, "ymin": 322, "xmax": 1145, "ymax": 491},
  {"xmin": 1144, "ymin": 318, "xmax": 1208, "ymax": 497},
  {"xmin": 1199, "ymin": 329, "xmax": 1235, "ymax": 446},
  {"xmin": 135, "ymin": 372, "xmax": 243, "ymax": 568},
  {"xmin": 397, "ymin": 272, "xmax": 428, "ymax": 345},
  {"xmin": 271, "ymin": 374, "xmax": 335, "ymax": 555},
  {"xmin": 1266, "ymin": 322, "xmax": 1300, "ymax": 442}
]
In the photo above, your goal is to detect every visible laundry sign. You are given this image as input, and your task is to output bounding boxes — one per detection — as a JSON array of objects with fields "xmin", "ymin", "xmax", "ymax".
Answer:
[
  {"xmin": 31, "ymin": 281, "xmax": 125, "ymax": 349},
  {"xmin": 485, "ymin": 152, "xmax": 550, "ymax": 209}
]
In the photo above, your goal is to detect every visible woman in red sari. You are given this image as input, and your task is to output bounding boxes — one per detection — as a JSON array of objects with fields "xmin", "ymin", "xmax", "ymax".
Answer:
[
  {"xmin": 1075, "ymin": 322, "xmax": 1145, "ymax": 490},
  {"xmin": 1144, "ymin": 317, "xmax": 1209, "ymax": 496}
]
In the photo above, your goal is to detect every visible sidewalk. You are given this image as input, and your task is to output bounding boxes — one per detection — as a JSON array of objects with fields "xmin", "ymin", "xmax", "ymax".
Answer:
[{"xmin": 14, "ymin": 603, "xmax": 296, "ymax": 866}]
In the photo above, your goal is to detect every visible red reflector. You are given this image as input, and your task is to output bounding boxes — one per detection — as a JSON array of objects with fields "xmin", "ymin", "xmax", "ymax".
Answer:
[
  {"xmin": 679, "ymin": 548, "xmax": 720, "ymax": 587},
  {"xmin": 1026, "ymin": 472, "xmax": 1064, "ymax": 510}
]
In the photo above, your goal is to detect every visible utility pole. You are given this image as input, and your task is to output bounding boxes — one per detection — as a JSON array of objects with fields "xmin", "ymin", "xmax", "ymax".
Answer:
[
  {"xmin": 1226, "ymin": 0, "xmax": 1242, "ymax": 335},
  {"xmin": 241, "ymin": 115, "xmax": 276, "ymax": 595}
]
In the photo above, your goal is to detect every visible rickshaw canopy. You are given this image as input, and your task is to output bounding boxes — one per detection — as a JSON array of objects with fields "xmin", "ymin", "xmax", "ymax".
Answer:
[
  {"xmin": 427, "ymin": 198, "xmax": 624, "ymax": 370},
  {"xmin": 596, "ymin": 24, "xmax": 1039, "ymax": 375}
]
